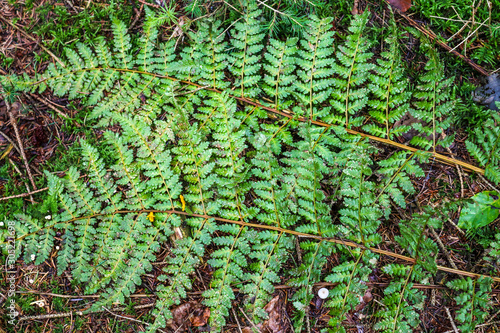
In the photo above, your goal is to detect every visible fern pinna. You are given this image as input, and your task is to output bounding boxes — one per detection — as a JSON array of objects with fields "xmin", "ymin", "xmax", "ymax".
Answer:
[{"xmin": 1, "ymin": 6, "xmax": 500, "ymax": 332}]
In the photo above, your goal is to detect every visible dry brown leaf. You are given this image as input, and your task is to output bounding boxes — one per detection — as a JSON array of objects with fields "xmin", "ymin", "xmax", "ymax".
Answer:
[
  {"xmin": 363, "ymin": 290, "xmax": 373, "ymax": 303},
  {"xmin": 351, "ymin": 0, "xmax": 363, "ymax": 15},
  {"xmin": 387, "ymin": 0, "xmax": 412, "ymax": 12},
  {"xmin": 168, "ymin": 301, "xmax": 194, "ymax": 331},
  {"xmin": 262, "ymin": 295, "xmax": 285, "ymax": 333},
  {"xmin": 167, "ymin": 301, "xmax": 210, "ymax": 331},
  {"xmin": 190, "ymin": 306, "xmax": 210, "ymax": 326}
]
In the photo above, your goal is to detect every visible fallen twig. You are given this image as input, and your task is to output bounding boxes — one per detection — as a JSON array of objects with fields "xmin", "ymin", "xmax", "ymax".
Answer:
[
  {"xmin": 8, "ymin": 158, "xmax": 34, "ymax": 204},
  {"xmin": 430, "ymin": 226, "xmax": 458, "ymax": 270},
  {"xmin": 1, "ymin": 93, "xmax": 37, "ymax": 190},
  {"xmin": 0, "ymin": 15, "xmax": 65, "ymax": 68},
  {"xmin": 18, "ymin": 303, "xmax": 155, "ymax": 321},
  {"xmin": 0, "ymin": 187, "xmax": 48, "ymax": 202},
  {"xmin": 445, "ymin": 307, "xmax": 460, "ymax": 333},
  {"xmin": 29, "ymin": 93, "xmax": 71, "ymax": 120},
  {"xmin": 395, "ymin": 10, "xmax": 489, "ymax": 76}
]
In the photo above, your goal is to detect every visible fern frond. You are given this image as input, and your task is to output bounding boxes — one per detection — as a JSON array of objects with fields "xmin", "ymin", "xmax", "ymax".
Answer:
[
  {"xmin": 376, "ymin": 150, "xmax": 426, "ymax": 211},
  {"xmin": 486, "ymin": 232, "xmax": 500, "ymax": 267},
  {"xmin": 179, "ymin": 20, "xmax": 229, "ymax": 89},
  {"xmin": 376, "ymin": 206, "xmax": 443, "ymax": 331},
  {"xmin": 3, "ymin": 11, "xmax": 490, "ymax": 332},
  {"xmin": 283, "ymin": 124, "xmax": 340, "ymax": 331},
  {"xmin": 465, "ymin": 113, "xmax": 500, "ymax": 184},
  {"xmin": 136, "ymin": 8, "xmax": 161, "ymax": 73},
  {"xmin": 228, "ymin": 4, "xmax": 265, "ymax": 98},
  {"xmin": 364, "ymin": 18, "xmax": 412, "ymax": 139},
  {"xmin": 326, "ymin": 250, "xmax": 377, "ymax": 332},
  {"xmin": 263, "ymin": 37, "xmax": 298, "ymax": 110},
  {"xmin": 289, "ymin": 240, "xmax": 332, "ymax": 332},
  {"xmin": 239, "ymin": 125, "xmax": 296, "ymax": 321},
  {"xmin": 111, "ymin": 16, "xmax": 133, "ymax": 69},
  {"xmin": 150, "ymin": 216, "xmax": 215, "ymax": 332},
  {"xmin": 410, "ymin": 40, "xmax": 455, "ymax": 152},
  {"xmin": 210, "ymin": 93, "xmax": 252, "ymax": 219},
  {"xmin": 295, "ymin": 15, "xmax": 335, "ymax": 120},
  {"xmin": 447, "ymin": 277, "xmax": 493, "ymax": 332},
  {"xmin": 336, "ymin": 136, "xmax": 382, "ymax": 246},
  {"xmin": 329, "ymin": 10, "xmax": 375, "ymax": 128}
]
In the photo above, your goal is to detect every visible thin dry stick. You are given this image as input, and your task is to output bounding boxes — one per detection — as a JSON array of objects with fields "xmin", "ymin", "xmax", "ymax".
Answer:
[
  {"xmin": 430, "ymin": 227, "xmax": 458, "ymax": 270},
  {"xmin": 102, "ymin": 306, "xmax": 161, "ymax": 331},
  {"xmin": 457, "ymin": 165, "xmax": 464, "ymax": 198},
  {"xmin": 256, "ymin": 0, "xmax": 302, "ymax": 27},
  {"xmin": 19, "ymin": 303, "xmax": 154, "ymax": 321},
  {"xmin": 445, "ymin": 307, "xmax": 460, "ymax": 333},
  {"xmin": 486, "ymin": 308, "xmax": 500, "ymax": 324},
  {"xmin": 0, "ymin": 15, "xmax": 64, "ymax": 67},
  {"xmin": 19, "ymin": 208, "xmax": 500, "ymax": 283},
  {"xmin": 239, "ymin": 306, "xmax": 262, "ymax": 333},
  {"xmin": 16, "ymin": 290, "xmax": 150, "ymax": 299},
  {"xmin": 446, "ymin": 147, "xmax": 464, "ymax": 198},
  {"xmin": 478, "ymin": 173, "xmax": 500, "ymax": 193},
  {"xmin": 394, "ymin": 9, "xmax": 490, "ymax": 76},
  {"xmin": 29, "ymin": 66, "xmax": 487, "ymax": 175},
  {"xmin": 305, "ymin": 310, "xmax": 311, "ymax": 333},
  {"xmin": 446, "ymin": 18, "xmax": 470, "ymax": 42},
  {"xmin": 443, "ymin": 321, "xmax": 500, "ymax": 333},
  {"xmin": 29, "ymin": 93, "xmax": 70, "ymax": 120},
  {"xmin": 8, "ymin": 158, "xmax": 34, "ymax": 204},
  {"xmin": 0, "ymin": 187, "xmax": 48, "ymax": 201},
  {"xmin": 449, "ymin": 18, "xmax": 489, "ymax": 53},
  {"xmin": 0, "ymin": 130, "xmax": 21, "ymax": 156},
  {"xmin": 181, "ymin": 281, "xmax": 500, "ymax": 295},
  {"xmin": 136, "ymin": 0, "xmax": 160, "ymax": 8},
  {"xmin": 64, "ymin": 0, "xmax": 78, "ymax": 13},
  {"xmin": 448, "ymin": 218, "xmax": 466, "ymax": 236},
  {"xmin": 3, "ymin": 96, "xmax": 37, "ymax": 190},
  {"xmin": 232, "ymin": 307, "xmax": 243, "ymax": 333}
]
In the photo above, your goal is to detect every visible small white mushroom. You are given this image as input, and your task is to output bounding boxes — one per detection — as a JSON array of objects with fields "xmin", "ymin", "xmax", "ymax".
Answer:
[
  {"xmin": 318, "ymin": 288, "xmax": 329, "ymax": 299},
  {"xmin": 45, "ymin": 215, "xmax": 52, "ymax": 220}
]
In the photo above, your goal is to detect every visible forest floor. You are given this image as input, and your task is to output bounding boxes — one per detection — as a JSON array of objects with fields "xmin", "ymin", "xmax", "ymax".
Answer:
[{"xmin": 0, "ymin": 0, "xmax": 499, "ymax": 332}]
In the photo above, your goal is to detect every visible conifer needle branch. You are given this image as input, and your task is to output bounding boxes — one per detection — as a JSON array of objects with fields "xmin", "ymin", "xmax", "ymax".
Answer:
[{"xmin": 256, "ymin": 0, "xmax": 303, "ymax": 27}]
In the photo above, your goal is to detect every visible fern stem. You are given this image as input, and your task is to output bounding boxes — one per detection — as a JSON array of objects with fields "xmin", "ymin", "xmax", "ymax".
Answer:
[
  {"xmin": 485, "ymin": 129, "xmax": 500, "ymax": 167},
  {"xmin": 392, "ymin": 264, "xmax": 415, "ymax": 333},
  {"xmin": 432, "ymin": 80, "xmax": 437, "ymax": 154},
  {"xmin": 344, "ymin": 32, "xmax": 362, "ymax": 128},
  {"xmin": 374, "ymin": 152, "xmax": 416, "ymax": 203},
  {"xmin": 28, "ymin": 66, "xmax": 486, "ymax": 174},
  {"xmin": 357, "ymin": 173, "xmax": 365, "ymax": 244},
  {"xmin": 14, "ymin": 208, "xmax": 500, "ymax": 283},
  {"xmin": 337, "ymin": 250, "xmax": 366, "ymax": 328},
  {"xmin": 391, "ymin": 213, "xmax": 432, "ymax": 332}
]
